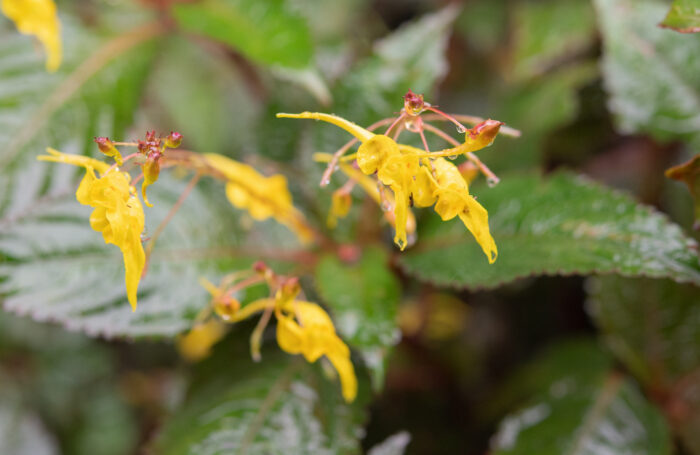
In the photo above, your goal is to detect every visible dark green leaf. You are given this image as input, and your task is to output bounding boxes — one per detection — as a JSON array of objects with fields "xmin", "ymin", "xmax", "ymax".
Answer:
[
  {"xmin": 315, "ymin": 247, "xmax": 401, "ymax": 388},
  {"xmin": 172, "ymin": 0, "xmax": 313, "ymax": 69},
  {"xmin": 490, "ymin": 340, "xmax": 671, "ymax": 455},
  {"xmin": 660, "ymin": 0, "xmax": 700, "ymax": 33},
  {"xmin": 587, "ymin": 275, "xmax": 700, "ymax": 388},
  {"xmin": 398, "ymin": 173, "xmax": 700, "ymax": 289},
  {"xmin": 153, "ymin": 353, "xmax": 367, "ymax": 455},
  {"xmin": 594, "ymin": 0, "xmax": 700, "ymax": 148}
]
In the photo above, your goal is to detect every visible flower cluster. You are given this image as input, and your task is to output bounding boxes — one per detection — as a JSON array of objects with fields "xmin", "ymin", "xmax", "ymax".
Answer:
[
  {"xmin": 178, "ymin": 262, "xmax": 357, "ymax": 403},
  {"xmin": 1, "ymin": 0, "xmax": 61, "ymax": 71},
  {"xmin": 37, "ymin": 131, "xmax": 181, "ymax": 310},
  {"xmin": 278, "ymin": 91, "xmax": 509, "ymax": 263},
  {"xmin": 201, "ymin": 153, "xmax": 314, "ymax": 244}
]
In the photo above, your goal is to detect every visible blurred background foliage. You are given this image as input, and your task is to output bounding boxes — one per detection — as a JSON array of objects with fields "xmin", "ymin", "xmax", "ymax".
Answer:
[{"xmin": 0, "ymin": 0, "xmax": 699, "ymax": 454}]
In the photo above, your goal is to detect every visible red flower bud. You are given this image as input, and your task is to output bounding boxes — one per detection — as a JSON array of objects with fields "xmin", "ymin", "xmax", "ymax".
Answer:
[
  {"xmin": 165, "ymin": 131, "xmax": 183, "ymax": 148},
  {"xmin": 403, "ymin": 89, "xmax": 425, "ymax": 116},
  {"xmin": 94, "ymin": 137, "xmax": 123, "ymax": 165}
]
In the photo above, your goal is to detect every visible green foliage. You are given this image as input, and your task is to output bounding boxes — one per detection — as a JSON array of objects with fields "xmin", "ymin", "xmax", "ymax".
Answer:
[
  {"xmin": 172, "ymin": 0, "xmax": 314, "ymax": 69},
  {"xmin": 153, "ymin": 347, "xmax": 367, "ymax": 455},
  {"xmin": 1, "ymin": 1, "xmax": 700, "ymax": 454},
  {"xmin": 660, "ymin": 0, "xmax": 700, "ymax": 33},
  {"xmin": 315, "ymin": 247, "xmax": 401, "ymax": 388},
  {"xmin": 490, "ymin": 340, "xmax": 671, "ymax": 455},
  {"xmin": 509, "ymin": 0, "xmax": 595, "ymax": 81},
  {"xmin": 399, "ymin": 173, "xmax": 700, "ymax": 289},
  {"xmin": 595, "ymin": 0, "xmax": 700, "ymax": 149}
]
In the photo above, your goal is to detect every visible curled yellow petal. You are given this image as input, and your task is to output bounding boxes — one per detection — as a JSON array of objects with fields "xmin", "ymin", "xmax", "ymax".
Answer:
[
  {"xmin": 327, "ymin": 190, "xmax": 352, "ymax": 229},
  {"xmin": 357, "ymin": 135, "xmax": 400, "ymax": 175},
  {"xmin": 275, "ymin": 301, "xmax": 357, "ymax": 402},
  {"xmin": 203, "ymin": 153, "xmax": 313, "ymax": 244},
  {"xmin": 459, "ymin": 196, "xmax": 498, "ymax": 264},
  {"xmin": 38, "ymin": 148, "xmax": 111, "ymax": 175},
  {"xmin": 38, "ymin": 149, "xmax": 147, "ymax": 308},
  {"xmin": 1, "ymin": 0, "xmax": 61, "ymax": 71},
  {"xmin": 277, "ymin": 112, "xmax": 373, "ymax": 143},
  {"xmin": 176, "ymin": 320, "xmax": 227, "ymax": 362}
]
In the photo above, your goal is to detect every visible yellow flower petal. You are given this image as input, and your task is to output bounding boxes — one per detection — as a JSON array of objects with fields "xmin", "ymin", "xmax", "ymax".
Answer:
[
  {"xmin": 38, "ymin": 149, "xmax": 147, "ymax": 308},
  {"xmin": 459, "ymin": 196, "xmax": 498, "ymax": 264},
  {"xmin": 327, "ymin": 190, "xmax": 352, "ymax": 229},
  {"xmin": 203, "ymin": 153, "xmax": 313, "ymax": 244},
  {"xmin": 326, "ymin": 348, "xmax": 357, "ymax": 403},
  {"xmin": 357, "ymin": 135, "xmax": 400, "ymax": 175},
  {"xmin": 1, "ymin": 0, "xmax": 61, "ymax": 71},
  {"xmin": 276, "ymin": 112, "xmax": 373, "ymax": 143},
  {"xmin": 177, "ymin": 320, "xmax": 227, "ymax": 362},
  {"xmin": 275, "ymin": 301, "xmax": 358, "ymax": 402},
  {"xmin": 38, "ymin": 148, "xmax": 111, "ymax": 175}
]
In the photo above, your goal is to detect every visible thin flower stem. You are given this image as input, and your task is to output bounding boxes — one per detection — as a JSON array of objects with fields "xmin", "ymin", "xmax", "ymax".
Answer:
[
  {"xmin": 143, "ymin": 172, "xmax": 202, "ymax": 276},
  {"xmin": 105, "ymin": 153, "xmax": 140, "ymax": 174},
  {"xmin": 423, "ymin": 113, "xmax": 521, "ymax": 138},
  {"xmin": 250, "ymin": 305, "xmax": 274, "ymax": 362},
  {"xmin": 131, "ymin": 172, "xmax": 144, "ymax": 186},
  {"xmin": 418, "ymin": 128, "xmax": 431, "ymax": 153},
  {"xmin": 422, "ymin": 123, "xmax": 499, "ymax": 184},
  {"xmin": 385, "ymin": 112, "xmax": 406, "ymax": 136},
  {"xmin": 426, "ymin": 106, "xmax": 468, "ymax": 132},
  {"xmin": 224, "ymin": 274, "xmax": 265, "ymax": 299},
  {"xmin": 320, "ymin": 117, "xmax": 395, "ymax": 187},
  {"xmin": 392, "ymin": 123, "xmax": 404, "ymax": 141}
]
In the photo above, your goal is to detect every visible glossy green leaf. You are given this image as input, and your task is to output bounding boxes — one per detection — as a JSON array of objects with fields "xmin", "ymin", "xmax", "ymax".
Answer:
[
  {"xmin": 315, "ymin": 247, "xmax": 401, "ymax": 388},
  {"xmin": 398, "ymin": 173, "xmax": 700, "ymax": 289},
  {"xmin": 660, "ymin": 0, "xmax": 700, "ymax": 33},
  {"xmin": 172, "ymin": 0, "xmax": 313, "ymax": 68},
  {"xmin": 153, "ymin": 352, "xmax": 367, "ymax": 455},
  {"xmin": 595, "ymin": 0, "xmax": 700, "ymax": 148},
  {"xmin": 490, "ymin": 340, "xmax": 671, "ymax": 455}
]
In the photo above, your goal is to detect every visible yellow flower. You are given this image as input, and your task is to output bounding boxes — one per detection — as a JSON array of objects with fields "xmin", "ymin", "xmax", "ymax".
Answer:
[
  {"xmin": 1, "ymin": 0, "xmax": 61, "ymax": 72},
  {"xmin": 327, "ymin": 189, "xmax": 352, "ymax": 229},
  {"xmin": 38, "ymin": 148, "xmax": 146, "ymax": 309},
  {"xmin": 276, "ymin": 300, "xmax": 357, "ymax": 403},
  {"xmin": 416, "ymin": 158, "xmax": 497, "ymax": 263},
  {"xmin": 278, "ymin": 112, "xmax": 416, "ymax": 249},
  {"xmin": 278, "ymin": 112, "xmax": 498, "ymax": 261},
  {"xmin": 202, "ymin": 153, "xmax": 314, "ymax": 244},
  {"xmin": 177, "ymin": 320, "xmax": 227, "ymax": 362}
]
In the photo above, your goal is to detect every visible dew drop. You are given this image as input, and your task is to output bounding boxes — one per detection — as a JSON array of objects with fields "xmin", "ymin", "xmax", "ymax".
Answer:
[
  {"xmin": 487, "ymin": 177, "xmax": 499, "ymax": 188},
  {"xmin": 321, "ymin": 177, "xmax": 331, "ymax": 186},
  {"xmin": 381, "ymin": 201, "xmax": 393, "ymax": 211},
  {"xmin": 456, "ymin": 125, "xmax": 466, "ymax": 134},
  {"xmin": 448, "ymin": 155, "xmax": 458, "ymax": 160}
]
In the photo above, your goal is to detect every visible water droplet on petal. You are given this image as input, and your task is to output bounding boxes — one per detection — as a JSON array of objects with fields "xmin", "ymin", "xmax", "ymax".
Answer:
[
  {"xmin": 448, "ymin": 155, "xmax": 458, "ymax": 160},
  {"xmin": 321, "ymin": 177, "xmax": 331, "ymax": 186},
  {"xmin": 487, "ymin": 177, "xmax": 499, "ymax": 187},
  {"xmin": 456, "ymin": 125, "xmax": 466, "ymax": 134}
]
